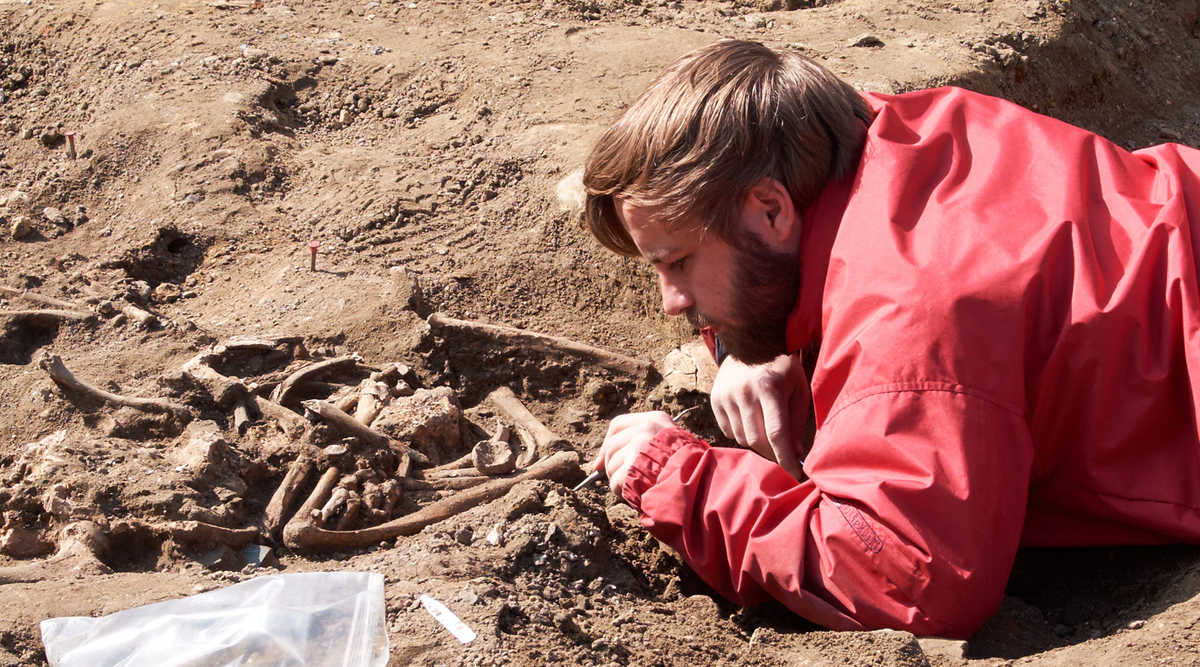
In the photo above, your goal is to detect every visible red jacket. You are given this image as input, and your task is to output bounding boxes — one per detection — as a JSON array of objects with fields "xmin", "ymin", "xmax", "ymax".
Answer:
[{"xmin": 622, "ymin": 87, "xmax": 1200, "ymax": 638}]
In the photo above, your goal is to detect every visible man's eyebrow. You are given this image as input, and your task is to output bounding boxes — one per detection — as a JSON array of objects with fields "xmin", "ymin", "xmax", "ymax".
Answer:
[{"xmin": 644, "ymin": 246, "xmax": 681, "ymax": 265}]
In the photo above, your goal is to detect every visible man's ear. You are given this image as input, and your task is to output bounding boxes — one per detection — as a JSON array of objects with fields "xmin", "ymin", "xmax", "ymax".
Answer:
[{"xmin": 741, "ymin": 178, "xmax": 799, "ymax": 251}]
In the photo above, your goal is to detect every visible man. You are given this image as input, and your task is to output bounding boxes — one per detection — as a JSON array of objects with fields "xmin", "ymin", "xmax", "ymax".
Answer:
[{"xmin": 581, "ymin": 39, "xmax": 1200, "ymax": 639}]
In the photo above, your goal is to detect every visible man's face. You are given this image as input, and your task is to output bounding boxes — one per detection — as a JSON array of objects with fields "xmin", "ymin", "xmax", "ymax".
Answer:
[{"xmin": 616, "ymin": 199, "xmax": 800, "ymax": 365}]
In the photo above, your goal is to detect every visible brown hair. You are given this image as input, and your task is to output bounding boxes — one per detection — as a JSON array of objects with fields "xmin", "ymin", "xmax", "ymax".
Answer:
[{"xmin": 583, "ymin": 39, "xmax": 871, "ymax": 256}]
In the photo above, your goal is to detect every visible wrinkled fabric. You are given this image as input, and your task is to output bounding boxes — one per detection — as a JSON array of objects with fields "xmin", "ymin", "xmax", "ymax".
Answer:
[{"xmin": 621, "ymin": 87, "xmax": 1200, "ymax": 639}]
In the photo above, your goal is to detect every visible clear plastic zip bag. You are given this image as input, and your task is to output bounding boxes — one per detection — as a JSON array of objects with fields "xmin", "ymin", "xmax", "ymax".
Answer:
[{"xmin": 40, "ymin": 572, "xmax": 388, "ymax": 667}]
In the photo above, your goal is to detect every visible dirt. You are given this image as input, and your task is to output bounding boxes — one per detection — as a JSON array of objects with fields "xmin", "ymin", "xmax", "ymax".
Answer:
[{"xmin": 1, "ymin": 0, "xmax": 1199, "ymax": 665}]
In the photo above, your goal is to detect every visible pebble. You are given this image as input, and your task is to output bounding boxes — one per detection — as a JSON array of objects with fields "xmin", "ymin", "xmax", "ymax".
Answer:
[
  {"xmin": 10, "ymin": 215, "xmax": 30, "ymax": 240},
  {"xmin": 40, "ymin": 128, "xmax": 62, "ymax": 146},
  {"xmin": 242, "ymin": 47, "xmax": 269, "ymax": 63},
  {"xmin": 849, "ymin": 33, "xmax": 885, "ymax": 48},
  {"xmin": 455, "ymin": 526, "xmax": 474, "ymax": 545},
  {"xmin": 20, "ymin": 127, "xmax": 34, "ymax": 140},
  {"xmin": 1128, "ymin": 619, "xmax": 1146, "ymax": 629},
  {"xmin": 43, "ymin": 207, "xmax": 67, "ymax": 227}
]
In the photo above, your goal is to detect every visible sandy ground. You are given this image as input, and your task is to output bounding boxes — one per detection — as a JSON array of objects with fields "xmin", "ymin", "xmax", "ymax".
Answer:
[{"xmin": 2, "ymin": 0, "xmax": 1200, "ymax": 665}]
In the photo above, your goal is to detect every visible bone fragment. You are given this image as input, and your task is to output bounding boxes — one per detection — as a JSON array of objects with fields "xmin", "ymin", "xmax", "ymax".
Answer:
[
  {"xmin": 282, "ymin": 451, "xmax": 580, "ymax": 552},
  {"xmin": 0, "ymin": 285, "xmax": 86, "ymax": 311},
  {"xmin": 487, "ymin": 386, "xmax": 569, "ymax": 466},
  {"xmin": 165, "ymin": 521, "xmax": 261, "ymax": 548},
  {"xmin": 38, "ymin": 352, "xmax": 192, "ymax": 417},
  {"xmin": 427, "ymin": 467, "xmax": 486, "ymax": 479},
  {"xmin": 249, "ymin": 394, "xmax": 309, "ymax": 436},
  {"xmin": 303, "ymin": 399, "xmax": 407, "ymax": 452},
  {"xmin": 121, "ymin": 304, "xmax": 159, "ymax": 328},
  {"xmin": 380, "ymin": 479, "xmax": 402, "ymax": 520},
  {"xmin": 264, "ymin": 458, "xmax": 314, "ymax": 536},
  {"xmin": 272, "ymin": 355, "xmax": 358, "ymax": 407},
  {"xmin": 184, "ymin": 363, "xmax": 246, "ymax": 407},
  {"xmin": 363, "ymin": 482, "xmax": 383, "ymax": 511},
  {"xmin": 429, "ymin": 313, "xmax": 652, "ymax": 377},
  {"xmin": 472, "ymin": 422, "xmax": 515, "ymax": 475},
  {"xmin": 336, "ymin": 492, "xmax": 362, "ymax": 531},
  {"xmin": 233, "ymin": 395, "xmax": 251, "ymax": 434},
  {"xmin": 354, "ymin": 379, "xmax": 391, "ymax": 426},
  {"xmin": 401, "ymin": 476, "xmax": 490, "ymax": 491},
  {"xmin": 0, "ymin": 309, "xmax": 94, "ymax": 322},
  {"xmin": 319, "ymin": 483, "xmax": 350, "ymax": 525}
]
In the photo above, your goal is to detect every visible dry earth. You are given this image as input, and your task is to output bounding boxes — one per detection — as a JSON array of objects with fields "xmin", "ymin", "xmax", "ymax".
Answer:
[{"xmin": 2, "ymin": 0, "xmax": 1200, "ymax": 665}]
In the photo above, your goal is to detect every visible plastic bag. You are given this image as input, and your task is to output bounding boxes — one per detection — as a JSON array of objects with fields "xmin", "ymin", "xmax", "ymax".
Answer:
[{"xmin": 40, "ymin": 571, "xmax": 388, "ymax": 667}]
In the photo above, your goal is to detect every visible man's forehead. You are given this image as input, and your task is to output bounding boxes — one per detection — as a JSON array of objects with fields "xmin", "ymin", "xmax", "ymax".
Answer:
[{"xmin": 615, "ymin": 198, "xmax": 693, "ymax": 261}]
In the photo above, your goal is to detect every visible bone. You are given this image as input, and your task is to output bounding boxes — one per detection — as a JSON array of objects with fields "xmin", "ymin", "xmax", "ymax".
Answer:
[
  {"xmin": 272, "ymin": 355, "xmax": 358, "ymax": 407},
  {"xmin": 282, "ymin": 450, "xmax": 581, "ymax": 553},
  {"xmin": 379, "ymin": 479, "xmax": 402, "ymax": 521},
  {"xmin": 427, "ymin": 467, "xmax": 486, "ymax": 479},
  {"xmin": 472, "ymin": 421, "xmax": 515, "ymax": 475},
  {"xmin": 233, "ymin": 395, "xmax": 251, "ymax": 434},
  {"xmin": 428, "ymin": 313, "xmax": 653, "ymax": 377},
  {"xmin": 165, "ymin": 521, "xmax": 261, "ymax": 548},
  {"xmin": 353, "ymin": 379, "xmax": 391, "ymax": 426},
  {"xmin": 38, "ymin": 352, "xmax": 192, "ymax": 418},
  {"xmin": 0, "ymin": 308, "xmax": 94, "ymax": 322},
  {"xmin": 264, "ymin": 458, "xmax": 314, "ymax": 537},
  {"xmin": 487, "ymin": 386, "xmax": 569, "ymax": 466},
  {"xmin": 303, "ymin": 399, "xmax": 404, "ymax": 452},
  {"xmin": 401, "ymin": 476, "xmax": 490, "ymax": 491},
  {"xmin": 0, "ymin": 285, "xmax": 86, "ymax": 311},
  {"xmin": 336, "ymin": 491, "xmax": 362, "ymax": 531},
  {"xmin": 121, "ymin": 304, "xmax": 159, "ymax": 328},
  {"xmin": 184, "ymin": 363, "xmax": 246, "ymax": 407},
  {"xmin": 249, "ymin": 394, "xmax": 309, "ymax": 436},
  {"xmin": 319, "ymin": 482, "xmax": 350, "ymax": 525}
]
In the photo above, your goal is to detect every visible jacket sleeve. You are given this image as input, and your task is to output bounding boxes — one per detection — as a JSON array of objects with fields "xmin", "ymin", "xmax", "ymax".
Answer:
[{"xmin": 623, "ymin": 385, "xmax": 1034, "ymax": 639}]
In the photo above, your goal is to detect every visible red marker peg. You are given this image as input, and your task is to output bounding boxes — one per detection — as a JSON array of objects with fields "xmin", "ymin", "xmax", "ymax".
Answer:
[{"xmin": 309, "ymin": 240, "xmax": 321, "ymax": 271}]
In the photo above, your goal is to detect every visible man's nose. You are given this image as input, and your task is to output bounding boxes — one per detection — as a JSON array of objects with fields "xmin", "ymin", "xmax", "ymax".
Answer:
[{"xmin": 659, "ymin": 274, "xmax": 693, "ymax": 317}]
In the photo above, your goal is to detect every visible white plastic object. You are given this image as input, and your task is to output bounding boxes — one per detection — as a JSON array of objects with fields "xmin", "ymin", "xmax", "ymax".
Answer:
[
  {"xmin": 40, "ymin": 572, "xmax": 388, "ymax": 667},
  {"xmin": 419, "ymin": 594, "xmax": 476, "ymax": 643}
]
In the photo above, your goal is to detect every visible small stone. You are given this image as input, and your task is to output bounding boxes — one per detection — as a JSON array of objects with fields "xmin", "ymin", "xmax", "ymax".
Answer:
[
  {"xmin": 242, "ymin": 47, "xmax": 269, "ymax": 62},
  {"xmin": 458, "ymin": 588, "xmax": 479, "ymax": 605},
  {"xmin": 455, "ymin": 526, "xmax": 474, "ymax": 545},
  {"xmin": 486, "ymin": 524, "xmax": 504, "ymax": 546},
  {"xmin": 43, "ymin": 207, "xmax": 67, "ymax": 227},
  {"xmin": 10, "ymin": 215, "xmax": 31, "ymax": 239},
  {"xmin": 848, "ymin": 33, "xmax": 885, "ymax": 48},
  {"xmin": 319, "ymin": 54, "xmax": 339, "ymax": 65},
  {"xmin": 20, "ymin": 127, "xmax": 34, "ymax": 140},
  {"xmin": 338, "ymin": 108, "xmax": 352, "ymax": 125},
  {"xmin": 1128, "ymin": 619, "xmax": 1146, "ymax": 629},
  {"xmin": 153, "ymin": 283, "xmax": 182, "ymax": 303},
  {"xmin": 39, "ymin": 128, "xmax": 63, "ymax": 146}
]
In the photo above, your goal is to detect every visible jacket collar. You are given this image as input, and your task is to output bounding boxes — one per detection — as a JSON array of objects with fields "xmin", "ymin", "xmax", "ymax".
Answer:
[{"xmin": 786, "ymin": 175, "xmax": 853, "ymax": 355}]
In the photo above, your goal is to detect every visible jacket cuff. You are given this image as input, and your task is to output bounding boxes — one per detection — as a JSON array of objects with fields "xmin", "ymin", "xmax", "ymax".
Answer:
[{"xmin": 621, "ymin": 427, "xmax": 709, "ymax": 512}]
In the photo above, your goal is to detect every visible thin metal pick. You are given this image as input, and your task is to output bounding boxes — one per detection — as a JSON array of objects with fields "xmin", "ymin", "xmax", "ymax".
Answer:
[{"xmin": 573, "ymin": 405, "xmax": 701, "ymax": 492}]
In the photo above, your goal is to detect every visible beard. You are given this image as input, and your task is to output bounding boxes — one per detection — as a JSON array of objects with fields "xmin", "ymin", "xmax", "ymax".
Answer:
[{"xmin": 686, "ymin": 232, "xmax": 800, "ymax": 365}]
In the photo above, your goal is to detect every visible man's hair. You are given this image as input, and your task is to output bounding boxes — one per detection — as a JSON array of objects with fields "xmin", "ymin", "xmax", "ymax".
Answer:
[{"xmin": 583, "ymin": 39, "xmax": 871, "ymax": 256}]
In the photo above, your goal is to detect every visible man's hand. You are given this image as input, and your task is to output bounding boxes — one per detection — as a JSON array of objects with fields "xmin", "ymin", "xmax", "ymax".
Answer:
[
  {"xmin": 710, "ymin": 353, "xmax": 810, "ymax": 480},
  {"xmin": 595, "ymin": 411, "xmax": 677, "ymax": 496}
]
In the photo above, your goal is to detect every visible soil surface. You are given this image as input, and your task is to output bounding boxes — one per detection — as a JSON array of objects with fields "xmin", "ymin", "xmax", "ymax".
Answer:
[{"xmin": 2, "ymin": 0, "xmax": 1200, "ymax": 665}]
